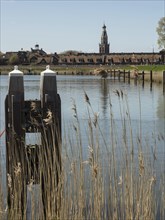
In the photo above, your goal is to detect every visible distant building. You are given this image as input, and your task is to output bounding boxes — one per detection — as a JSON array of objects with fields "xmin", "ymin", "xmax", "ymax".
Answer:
[
  {"xmin": 31, "ymin": 44, "xmax": 47, "ymax": 56},
  {"xmin": 0, "ymin": 25, "xmax": 165, "ymax": 65},
  {"xmin": 99, "ymin": 24, "xmax": 110, "ymax": 54},
  {"xmin": 57, "ymin": 24, "xmax": 164, "ymax": 65},
  {"xmin": 57, "ymin": 51, "xmax": 163, "ymax": 65},
  {"xmin": 17, "ymin": 49, "xmax": 29, "ymax": 64}
]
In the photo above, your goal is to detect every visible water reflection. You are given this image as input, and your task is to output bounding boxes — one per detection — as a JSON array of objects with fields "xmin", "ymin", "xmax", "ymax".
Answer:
[
  {"xmin": 157, "ymin": 93, "xmax": 165, "ymax": 119},
  {"xmin": 0, "ymin": 75, "xmax": 165, "ymax": 158},
  {"xmin": 156, "ymin": 93, "xmax": 165, "ymax": 152},
  {"xmin": 99, "ymin": 79, "xmax": 109, "ymax": 117}
]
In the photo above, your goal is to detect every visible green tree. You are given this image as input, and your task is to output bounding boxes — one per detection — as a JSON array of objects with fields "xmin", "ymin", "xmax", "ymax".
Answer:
[
  {"xmin": 156, "ymin": 17, "xmax": 165, "ymax": 49},
  {"xmin": 8, "ymin": 54, "xmax": 19, "ymax": 65}
]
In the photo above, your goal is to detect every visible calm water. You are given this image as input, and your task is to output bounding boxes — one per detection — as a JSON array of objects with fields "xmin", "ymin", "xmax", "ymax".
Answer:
[
  {"xmin": 0, "ymin": 74, "xmax": 165, "ymax": 218},
  {"xmin": 0, "ymin": 74, "xmax": 165, "ymax": 173}
]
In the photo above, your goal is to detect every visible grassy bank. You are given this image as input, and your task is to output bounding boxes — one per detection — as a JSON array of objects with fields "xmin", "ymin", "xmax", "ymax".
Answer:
[
  {"xmin": 119, "ymin": 64, "xmax": 165, "ymax": 72},
  {"xmin": 0, "ymin": 91, "xmax": 164, "ymax": 219},
  {"xmin": 0, "ymin": 64, "xmax": 165, "ymax": 75},
  {"xmin": 0, "ymin": 65, "xmax": 96, "ymax": 75},
  {"xmin": 1, "ymin": 64, "xmax": 164, "ymax": 85}
]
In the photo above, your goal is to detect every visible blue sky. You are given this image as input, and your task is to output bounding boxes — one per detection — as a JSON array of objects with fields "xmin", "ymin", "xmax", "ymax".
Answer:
[{"xmin": 1, "ymin": 0, "xmax": 164, "ymax": 53}]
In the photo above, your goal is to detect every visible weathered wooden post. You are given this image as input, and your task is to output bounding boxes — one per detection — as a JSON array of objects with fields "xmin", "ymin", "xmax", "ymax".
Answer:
[
  {"xmin": 150, "ymin": 70, "xmax": 153, "ymax": 83},
  {"xmin": 40, "ymin": 65, "xmax": 61, "ymax": 217},
  {"xmin": 5, "ymin": 66, "xmax": 27, "ymax": 217},
  {"xmin": 114, "ymin": 69, "xmax": 116, "ymax": 79},
  {"xmin": 163, "ymin": 71, "xmax": 165, "ymax": 93},
  {"xmin": 150, "ymin": 70, "xmax": 153, "ymax": 90},
  {"xmin": 5, "ymin": 65, "xmax": 62, "ymax": 218},
  {"xmin": 128, "ymin": 70, "xmax": 130, "ymax": 84},
  {"xmin": 142, "ymin": 71, "xmax": 145, "ymax": 87},
  {"xmin": 123, "ymin": 69, "xmax": 126, "ymax": 82},
  {"xmin": 118, "ymin": 70, "xmax": 121, "ymax": 81}
]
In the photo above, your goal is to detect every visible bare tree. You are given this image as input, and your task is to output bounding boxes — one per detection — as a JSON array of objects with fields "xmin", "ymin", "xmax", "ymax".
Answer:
[{"xmin": 156, "ymin": 17, "xmax": 165, "ymax": 49}]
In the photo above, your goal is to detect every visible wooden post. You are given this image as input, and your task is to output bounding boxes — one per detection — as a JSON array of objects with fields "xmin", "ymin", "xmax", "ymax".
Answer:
[
  {"xmin": 5, "ymin": 66, "xmax": 27, "ymax": 217},
  {"xmin": 163, "ymin": 71, "xmax": 165, "ymax": 93},
  {"xmin": 142, "ymin": 71, "xmax": 145, "ymax": 82},
  {"xmin": 150, "ymin": 70, "xmax": 153, "ymax": 90},
  {"xmin": 118, "ymin": 70, "xmax": 121, "ymax": 81},
  {"xmin": 40, "ymin": 65, "xmax": 61, "ymax": 217},
  {"xmin": 128, "ymin": 70, "xmax": 130, "ymax": 84},
  {"xmin": 150, "ymin": 70, "xmax": 153, "ymax": 83},
  {"xmin": 142, "ymin": 71, "xmax": 145, "ymax": 87},
  {"xmin": 5, "ymin": 65, "xmax": 62, "ymax": 218},
  {"xmin": 123, "ymin": 69, "xmax": 126, "ymax": 82}
]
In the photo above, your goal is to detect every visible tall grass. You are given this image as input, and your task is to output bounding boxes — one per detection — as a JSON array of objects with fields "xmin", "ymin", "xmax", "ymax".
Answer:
[{"xmin": 0, "ymin": 90, "xmax": 164, "ymax": 219}]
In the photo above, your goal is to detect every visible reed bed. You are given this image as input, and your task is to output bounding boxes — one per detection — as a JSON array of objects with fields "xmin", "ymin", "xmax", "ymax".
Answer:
[{"xmin": 0, "ymin": 90, "xmax": 164, "ymax": 220}]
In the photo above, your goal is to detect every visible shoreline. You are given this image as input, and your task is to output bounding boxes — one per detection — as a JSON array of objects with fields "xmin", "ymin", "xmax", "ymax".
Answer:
[{"xmin": 0, "ymin": 64, "xmax": 164, "ymax": 84}]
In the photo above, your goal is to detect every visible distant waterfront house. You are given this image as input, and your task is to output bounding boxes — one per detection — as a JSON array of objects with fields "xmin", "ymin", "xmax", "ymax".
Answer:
[
  {"xmin": 29, "ymin": 55, "xmax": 39, "ymax": 64},
  {"xmin": 0, "ymin": 52, "xmax": 8, "ymax": 65},
  {"xmin": 17, "ymin": 50, "xmax": 29, "ymax": 64},
  {"xmin": 1, "ymin": 50, "xmax": 164, "ymax": 66},
  {"xmin": 51, "ymin": 53, "xmax": 59, "ymax": 65},
  {"xmin": 31, "ymin": 44, "xmax": 47, "ymax": 56},
  {"xmin": 37, "ymin": 56, "xmax": 56, "ymax": 65},
  {"xmin": 160, "ymin": 49, "xmax": 165, "ymax": 63}
]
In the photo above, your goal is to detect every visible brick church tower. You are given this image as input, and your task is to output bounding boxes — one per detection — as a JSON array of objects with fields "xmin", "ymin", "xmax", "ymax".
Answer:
[{"xmin": 99, "ymin": 24, "xmax": 110, "ymax": 54}]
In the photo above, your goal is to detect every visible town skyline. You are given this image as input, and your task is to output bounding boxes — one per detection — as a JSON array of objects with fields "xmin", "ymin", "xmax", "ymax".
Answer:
[{"xmin": 1, "ymin": 0, "xmax": 164, "ymax": 54}]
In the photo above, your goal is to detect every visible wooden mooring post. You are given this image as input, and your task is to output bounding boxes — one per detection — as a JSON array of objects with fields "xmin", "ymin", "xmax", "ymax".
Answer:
[
  {"xmin": 150, "ymin": 70, "xmax": 153, "ymax": 90},
  {"xmin": 117, "ymin": 70, "xmax": 130, "ymax": 83},
  {"xmin": 114, "ymin": 69, "xmax": 116, "ymax": 79},
  {"xmin": 5, "ymin": 65, "xmax": 61, "ymax": 218},
  {"xmin": 128, "ymin": 70, "xmax": 130, "ymax": 84},
  {"xmin": 123, "ymin": 69, "xmax": 126, "ymax": 82},
  {"xmin": 118, "ymin": 70, "xmax": 121, "ymax": 81},
  {"xmin": 111, "ymin": 69, "xmax": 164, "ymax": 93},
  {"xmin": 142, "ymin": 71, "xmax": 145, "ymax": 87},
  {"xmin": 163, "ymin": 71, "xmax": 165, "ymax": 94},
  {"xmin": 5, "ymin": 66, "xmax": 26, "ymax": 217},
  {"xmin": 150, "ymin": 70, "xmax": 153, "ymax": 83}
]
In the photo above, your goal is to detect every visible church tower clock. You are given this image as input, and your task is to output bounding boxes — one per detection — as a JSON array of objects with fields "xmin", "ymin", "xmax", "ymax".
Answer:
[{"xmin": 99, "ymin": 24, "xmax": 110, "ymax": 54}]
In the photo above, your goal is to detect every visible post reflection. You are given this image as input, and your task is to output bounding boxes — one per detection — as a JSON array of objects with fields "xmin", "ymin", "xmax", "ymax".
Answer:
[{"xmin": 99, "ymin": 79, "xmax": 109, "ymax": 117}]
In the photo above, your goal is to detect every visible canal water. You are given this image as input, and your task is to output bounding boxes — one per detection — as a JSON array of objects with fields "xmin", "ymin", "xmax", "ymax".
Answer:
[
  {"xmin": 1, "ymin": 74, "xmax": 164, "ymax": 150},
  {"xmin": 0, "ymin": 74, "xmax": 165, "ymax": 213},
  {"xmin": 1, "ymin": 74, "xmax": 165, "ymax": 160}
]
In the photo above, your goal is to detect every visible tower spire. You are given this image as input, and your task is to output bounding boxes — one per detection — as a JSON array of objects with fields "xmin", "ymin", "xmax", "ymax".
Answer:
[{"xmin": 99, "ymin": 24, "xmax": 110, "ymax": 54}]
